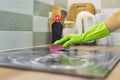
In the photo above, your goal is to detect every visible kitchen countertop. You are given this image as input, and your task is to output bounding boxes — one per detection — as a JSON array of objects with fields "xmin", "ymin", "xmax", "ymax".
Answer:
[{"xmin": 0, "ymin": 45, "xmax": 120, "ymax": 80}]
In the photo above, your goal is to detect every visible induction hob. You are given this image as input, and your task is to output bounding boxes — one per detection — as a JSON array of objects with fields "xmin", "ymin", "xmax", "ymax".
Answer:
[{"xmin": 0, "ymin": 47, "xmax": 120, "ymax": 79}]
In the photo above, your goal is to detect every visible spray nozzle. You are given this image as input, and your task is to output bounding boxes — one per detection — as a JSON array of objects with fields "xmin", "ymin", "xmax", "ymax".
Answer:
[{"xmin": 55, "ymin": 15, "xmax": 61, "ymax": 22}]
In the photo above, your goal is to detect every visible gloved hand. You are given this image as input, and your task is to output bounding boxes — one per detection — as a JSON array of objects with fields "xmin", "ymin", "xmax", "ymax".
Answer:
[{"xmin": 54, "ymin": 22, "xmax": 110, "ymax": 47}]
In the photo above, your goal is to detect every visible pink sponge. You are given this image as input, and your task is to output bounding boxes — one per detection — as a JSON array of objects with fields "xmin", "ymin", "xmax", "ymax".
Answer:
[{"xmin": 50, "ymin": 45, "xmax": 64, "ymax": 51}]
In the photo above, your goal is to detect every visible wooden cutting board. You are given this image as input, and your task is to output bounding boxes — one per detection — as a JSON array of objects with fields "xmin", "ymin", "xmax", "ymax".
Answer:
[{"xmin": 68, "ymin": 3, "xmax": 95, "ymax": 22}]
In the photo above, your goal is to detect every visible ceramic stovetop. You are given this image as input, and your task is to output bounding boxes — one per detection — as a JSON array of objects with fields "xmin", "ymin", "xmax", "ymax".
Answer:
[{"xmin": 0, "ymin": 47, "xmax": 119, "ymax": 79}]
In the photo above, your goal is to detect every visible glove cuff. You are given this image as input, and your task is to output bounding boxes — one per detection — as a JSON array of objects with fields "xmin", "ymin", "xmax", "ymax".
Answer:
[{"xmin": 81, "ymin": 22, "xmax": 110, "ymax": 43}]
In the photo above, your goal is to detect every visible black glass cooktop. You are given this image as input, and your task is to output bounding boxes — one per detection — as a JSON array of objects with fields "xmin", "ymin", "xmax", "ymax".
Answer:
[{"xmin": 0, "ymin": 47, "xmax": 120, "ymax": 79}]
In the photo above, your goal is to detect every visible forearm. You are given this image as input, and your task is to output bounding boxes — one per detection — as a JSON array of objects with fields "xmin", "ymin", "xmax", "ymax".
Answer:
[{"xmin": 105, "ymin": 10, "xmax": 120, "ymax": 32}]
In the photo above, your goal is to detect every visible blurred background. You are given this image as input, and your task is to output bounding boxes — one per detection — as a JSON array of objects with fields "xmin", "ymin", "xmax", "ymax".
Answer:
[{"xmin": 0, "ymin": 0, "xmax": 120, "ymax": 50}]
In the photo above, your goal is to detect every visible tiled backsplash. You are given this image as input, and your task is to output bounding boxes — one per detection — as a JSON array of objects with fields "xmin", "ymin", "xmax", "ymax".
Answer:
[
  {"xmin": 54, "ymin": 0, "xmax": 68, "ymax": 8},
  {"xmin": 0, "ymin": 11, "xmax": 33, "ymax": 31},
  {"xmin": 0, "ymin": 0, "xmax": 53, "ymax": 50},
  {"xmin": 33, "ymin": 0, "xmax": 52, "ymax": 46},
  {"xmin": 33, "ymin": 16, "xmax": 50, "ymax": 32},
  {"xmin": 0, "ymin": 31, "xmax": 33, "ymax": 50},
  {"xmin": 34, "ymin": 0, "xmax": 52, "ymax": 17},
  {"xmin": 102, "ymin": 0, "xmax": 120, "ymax": 46},
  {"xmin": 0, "ymin": 0, "xmax": 33, "ymax": 15},
  {"xmin": 102, "ymin": 0, "xmax": 120, "ymax": 8},
  {"xmin": 0, "ymin": 0, "xmax": 120, "ymax": 50},
  {"xmin": 33, "ymin": 32, "xmax": 51, "ymax": 46}
]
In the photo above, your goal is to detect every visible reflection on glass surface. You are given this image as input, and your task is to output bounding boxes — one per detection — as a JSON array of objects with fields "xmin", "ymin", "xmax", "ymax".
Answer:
[{"xmin": 0, "ymin": 47, "xmax": 119, "ymax": 78}]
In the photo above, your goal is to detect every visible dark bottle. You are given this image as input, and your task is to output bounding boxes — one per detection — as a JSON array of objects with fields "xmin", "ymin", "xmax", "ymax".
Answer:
[{"xmin": 52, "ymin": 15, "xmax": 63, "ymax": 43}]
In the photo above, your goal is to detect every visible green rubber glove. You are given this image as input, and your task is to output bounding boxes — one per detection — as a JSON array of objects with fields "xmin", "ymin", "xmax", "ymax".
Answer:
[{"xmin": 54, "ymin": 22, "xmax": 110, "ymax": 47}]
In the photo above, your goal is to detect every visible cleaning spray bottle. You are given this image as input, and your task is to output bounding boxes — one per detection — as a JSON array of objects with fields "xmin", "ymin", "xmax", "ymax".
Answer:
[{"xmin": 51, "ymin": 14, "xmax": 63, "ymax": 44}]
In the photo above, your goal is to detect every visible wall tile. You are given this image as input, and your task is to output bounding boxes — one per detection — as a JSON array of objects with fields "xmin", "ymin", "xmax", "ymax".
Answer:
[
  {"xmin": 34, "ymin": 0, "xmax": 52, "ymax": 17},
  {"xmin": 54, "ymin": 0, "xmax": 68, "ymax": 8},
  {"xmin": 109, "ymin": 33, "xmax": 120, "ymax": 46},
  {"xmin": 0, "ymin": 12, "xmax": 1, "ymax": 28},
  {"xmin": 0, "ymin": 11, "xmax": 33, "ymax": 31},
  {"xmin": 102, "ymin": 0, "xmax": 120, "ymax": 8},
  {"xmin": 0, "ymin": 31, "xmax": 32, "ymax": 50},
  {"xmin": 33, "ymin": 16, "xmax": 50, "ymax": 32},
  {"xmin": 101, "ymin": 9, "xmax": 119, "ymax": 16},
  {"xmin": 0, "ymin": 0, "xmax": 54, "ymax": 50},
  {"xmin": 33, "ymin": 32, "xmax": 51, "ymax": 46},
  {"xmin": 0, "ymin": 0, "xmax": 33, "ymax": 15},
  {"xmin": 36, "ymin": 0, "xmax": 54, "ymax": 5}
]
